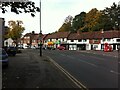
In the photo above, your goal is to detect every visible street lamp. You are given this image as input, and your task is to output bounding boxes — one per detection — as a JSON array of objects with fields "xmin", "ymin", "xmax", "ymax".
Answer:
[
  {"xmin": 39, "ymin": 0, "xmax": 42, "ymax": 56},
  {"xmin": 118, "ymin": 1, "xmax": 120, "ymax": 30},
  {"xmin": 101, "ymin": 29, "xmax": 104, "ymax": 50}
]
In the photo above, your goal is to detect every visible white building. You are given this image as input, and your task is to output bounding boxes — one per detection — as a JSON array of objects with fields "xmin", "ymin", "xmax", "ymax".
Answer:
[
  {"xmin": 44, "ymin": 30, "xmax": 120, "ymax": 51},
  {"xmin": 4, "ymin": 38, "xmax": 14, "ymax": 47}
]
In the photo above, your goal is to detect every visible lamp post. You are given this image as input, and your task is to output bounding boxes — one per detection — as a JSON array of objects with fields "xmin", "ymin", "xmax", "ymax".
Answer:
[
  {"xmin": 39, "ymin": 0, "xmax": 42, "ymax": 56},
  {"xmin": 118, "ymin": 1, "xmax": 120, "ymax": 30},
  {"xmin": 101, "ymin": 29, "xmax": 104, "ymax": 50}
]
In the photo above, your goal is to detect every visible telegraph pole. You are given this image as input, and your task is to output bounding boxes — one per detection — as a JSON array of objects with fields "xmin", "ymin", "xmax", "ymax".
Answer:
[{"xmin": 39, "ymin": 0, "xmax": 42, "ymax": 56}]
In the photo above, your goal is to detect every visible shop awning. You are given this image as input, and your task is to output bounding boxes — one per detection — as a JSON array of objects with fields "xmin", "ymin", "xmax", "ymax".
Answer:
[{"xmin": 47, "ymin": 42, "xmax": 54, "ymax": 45}]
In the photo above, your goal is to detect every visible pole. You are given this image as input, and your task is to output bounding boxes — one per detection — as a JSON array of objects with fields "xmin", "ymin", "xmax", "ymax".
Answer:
[
  {"xmin": 39, "ymin": 0, "xmax": 42, "ymax": 56},
  {"xmin": 118, "ymin": 1, "xmax": 120, "ymax": 30},
  {"xmin": 101, "ymin": 29, "xmax": 104, "ymax": 51}
]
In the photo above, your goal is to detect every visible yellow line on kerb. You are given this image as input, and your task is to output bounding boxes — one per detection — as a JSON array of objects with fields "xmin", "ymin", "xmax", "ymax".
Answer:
[{"xmin": 47, "ymin": 56, "xmax": 88, "ymax": 90}]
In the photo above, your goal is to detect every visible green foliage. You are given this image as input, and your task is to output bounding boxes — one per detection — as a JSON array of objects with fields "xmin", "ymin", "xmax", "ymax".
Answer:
[
  {"xmin": 102, "ymin": 2, "xmax": 120, "ymax": 30},
  {"xmin": 83, "ymin": 8, "xmax": 102, "ymax": 32},
  {"xmin": 57, "ymin": 2, "xmax": 119, "ymax": 33},
  {"xmin": 58, "ymin": 22, "xmax": 72, "ymax": 32},
  {"xmin": 58, "ymin": 15, "xmax": 73, "ymax": 32},
  {"xmin": 0, "ymin": 1, "xmax": 40, "ymax": 17},
  {"xmin": 6, "ymin": 20, "xmax": 25, "ymax": 40},
  {"xmin": 72, "ymin": 12, "xmax": 86, "ymax": 32}
]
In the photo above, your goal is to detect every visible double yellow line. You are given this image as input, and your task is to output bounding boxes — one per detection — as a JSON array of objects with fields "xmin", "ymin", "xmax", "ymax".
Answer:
[{"xmin": 47, "ymin": 56, "xmax": 88, "ymax": 90}]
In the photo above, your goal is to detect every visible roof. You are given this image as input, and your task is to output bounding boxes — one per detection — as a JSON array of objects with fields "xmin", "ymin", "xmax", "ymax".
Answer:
[
  {"xmin": 44, "ymin": 32, "xmax": 70, "ymax": 40},
  {"xmin": 23, "ymin": 33, "xmax": 47, "ymax": 40},
  {"xmin": 68, "ymin": 30, "xmax": 120, "ymax": 40}
]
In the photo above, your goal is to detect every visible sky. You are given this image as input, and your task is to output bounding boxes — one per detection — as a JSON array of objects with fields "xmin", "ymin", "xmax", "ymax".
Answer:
[{"xmin": 0, "ymin": 0, "xmax": 119, "ymax": 35}]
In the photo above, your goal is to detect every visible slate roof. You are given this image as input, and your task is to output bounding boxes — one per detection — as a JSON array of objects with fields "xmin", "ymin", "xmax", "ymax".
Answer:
[
  {"xmin": 68, "ymin": 30, "xmax": 120, "ymax": 40},
  {"xmin": 44, "ymin": 32, "xmax": 71, "ymax": 40}
]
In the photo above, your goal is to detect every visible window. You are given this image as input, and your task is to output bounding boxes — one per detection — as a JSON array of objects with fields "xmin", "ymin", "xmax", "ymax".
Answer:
[
  {"xmin": 94, "ymin": 39, "xmax": 99, "ymax": 43},
  {"xmin": 32, "ymin": 40, "xmax": 36, "ymax": 43},
  {"xmin": 107, "ymin": 39, "xmax": 111, "ymax": 41},
  {"xmin": 117, "ymin": 39, "xmax": 120, "ymax": 42},
  {"xmin": 71, "ymin": 40, "xmax": 74, "ymax": 42},
  {"xmin": 78, "ymin": 39, "xmax": 82, "ymax": 42},
  {"xmin": 27, "ymin": 41, "xmax": 29, "ymax": 43},
  {"xmin": 62, "ymin": 38, "xmax": 64, "ymax": 41},
  {"xmin": 83, "ymin": 39, "xmax": 87, "ymax": 42}
]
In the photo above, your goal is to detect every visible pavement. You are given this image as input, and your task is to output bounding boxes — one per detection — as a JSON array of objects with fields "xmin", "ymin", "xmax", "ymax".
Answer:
[{"xmin": 2, "ymin": 49, "xmax": 79, "ymax": 89}]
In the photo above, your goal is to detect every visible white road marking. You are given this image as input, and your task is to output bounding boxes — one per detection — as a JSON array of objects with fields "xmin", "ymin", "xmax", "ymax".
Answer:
[
  {"xmin": 110, "ymin": 70, "xmax": 120, "ymax": 75},
  {"xmin": 80, "ymin": 60, "xmax": 98, "ymax": 67}
]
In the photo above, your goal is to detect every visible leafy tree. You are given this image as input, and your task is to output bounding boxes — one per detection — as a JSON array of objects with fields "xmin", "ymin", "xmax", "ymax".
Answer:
[
  {"xmin": 58, "ymin": 15, "xmax": 73, "ymax": 32},
  {"xmin": 72, "ymin": 12, "xmax": 86, "ymax": 32},
  {"xmin": 102, "ymin": 2, "xmax": 120, "ymax": 30},
  {"xmin": 0, "ymin": 1, "xmax": 40, "ymax": 17},
  {"xmin": 6, "ymin": 20, "xmax": 25, "ymax": 47},
  {"xmin": 83, "ymin": 8, "xmax": 102, "ymax": 32}
]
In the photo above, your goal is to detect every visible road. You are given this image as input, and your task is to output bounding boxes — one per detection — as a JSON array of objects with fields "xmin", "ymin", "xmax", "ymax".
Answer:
[
  {"xmin": 2, "ymin": 49, "xmax": 78, "ymax": 88},
  {"xmin": 43, "ymin": 49, "xmax": 119, "ymax": 88}
]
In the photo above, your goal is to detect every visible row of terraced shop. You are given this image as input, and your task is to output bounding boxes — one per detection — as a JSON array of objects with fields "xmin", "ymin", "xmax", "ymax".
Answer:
[{"xmin": 43, "ymin": 30, "xmax": 120, "ymax": 51}]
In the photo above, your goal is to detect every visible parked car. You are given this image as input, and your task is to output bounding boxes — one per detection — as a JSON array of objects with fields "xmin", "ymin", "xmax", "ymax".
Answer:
[
  {"xmin": 16, "ymin": 47, "xmax": 22, "ymax": 53},
  {"xmin": 57, "ymin": 46, "xmax": 65, "ymax": 50},
  {"xmin": 0, "ymin": 48, "xmax": 9, "ymax": 67},
  {"xmin": 47, "ymin": 47, "xmax": 55, "ymax": 50},
  {"xmin": 7, "ymin": 46, "xmax": 17, "ymax": 56}
]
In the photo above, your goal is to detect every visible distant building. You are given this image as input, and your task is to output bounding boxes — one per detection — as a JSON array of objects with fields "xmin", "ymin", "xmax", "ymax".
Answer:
[
  {"xmin": 4, "ymin": 38, "xmax": 14, "ymax": 47},
  {"xmin": 44, "ymin": 30, "xmax": 120, "ymax": 51},
  {"xmin": 44, "ymin": 32, "xmax": 71, "ymax": 49},
  {"xmin": 20, "ymin": 32, "xmax": 47, "ymax": 48}
]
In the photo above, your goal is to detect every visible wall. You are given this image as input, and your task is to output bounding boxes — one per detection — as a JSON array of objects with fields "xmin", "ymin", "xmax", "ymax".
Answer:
[{"xmin": 0, "ymin": 18, "xmax": 5, "ymax": 47}]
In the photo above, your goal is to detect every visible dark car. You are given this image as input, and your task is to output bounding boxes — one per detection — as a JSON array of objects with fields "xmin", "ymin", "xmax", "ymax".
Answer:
[
  {"xmin": 7, "ymin": 47, "xmax": 17, "ymax": 56},
  {"xmin": 0, "ymin": 48, "xmax": 9, "ymax": 67}
]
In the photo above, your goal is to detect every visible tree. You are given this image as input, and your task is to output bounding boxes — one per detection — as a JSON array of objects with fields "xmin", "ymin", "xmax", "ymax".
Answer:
[
  {"xmin": 58, "ymin": 15, "xmax": 73, "ymax": 32},
  {"xmin": 0, "ymin": 1, "xmax": 40, "ymax": 17},
  {"xmin": 102, "ymin": 2, "xmax": 120, "ymax": 30},
  {"xmin": 83, "ymin": 8, "xmax": 102, "ymax": 32},
  {"xmin": 6, "ymin": 20, "xmax": 25, "ymax": 47},
  {"xmin": 72, "ymin": 12, "xmax": 86, "ymax": 32}
]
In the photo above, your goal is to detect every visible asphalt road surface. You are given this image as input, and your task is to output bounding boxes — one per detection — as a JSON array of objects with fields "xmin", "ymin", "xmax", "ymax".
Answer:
[
  {"xmin": 43, "ymin": 49, "xmax": 119, "ymax": 88},
  {"xmin": 2, "ymin": 49, "xmax": 78, "ymax": 88}
]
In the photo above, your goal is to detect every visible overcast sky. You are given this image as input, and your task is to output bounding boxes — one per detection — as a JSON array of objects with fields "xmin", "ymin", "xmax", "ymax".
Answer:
[{"xmin": 0, "ymin": 0, "xmax": 119, "ymax": 35}]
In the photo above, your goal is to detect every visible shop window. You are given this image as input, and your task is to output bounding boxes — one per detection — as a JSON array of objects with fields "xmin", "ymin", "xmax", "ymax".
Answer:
[
  {"xmin": 83, "ymin": 39, "xmax": 87, "ymax": 42},
  {"xmin": 78, "ymin": 39, "xmax": 82, "ymax": 42},
  {"xmin": 71, "ymin": 40, "xmax": 74, "ymax": 42},
  {"xmin": 117, "ymin": 39, "xmax": 120, "ymax": 42},
  {"xmin": 94, "ymin": 39, "xmax": 99, "ymax": 43},
  {"xmin": 107, "ymin": 39, "xmax": 111, "ymax": 41}
]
